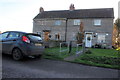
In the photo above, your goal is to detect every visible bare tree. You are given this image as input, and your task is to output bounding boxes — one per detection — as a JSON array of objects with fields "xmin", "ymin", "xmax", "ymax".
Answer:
[{"xmin": 115, "ymin": 18, "xmax": 120, "ymax": 47}]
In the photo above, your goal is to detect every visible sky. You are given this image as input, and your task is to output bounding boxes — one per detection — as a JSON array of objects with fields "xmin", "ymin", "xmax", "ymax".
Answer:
[{"xmin": 0, "ymin": 0, "xmax": 120, "ymax": 33}]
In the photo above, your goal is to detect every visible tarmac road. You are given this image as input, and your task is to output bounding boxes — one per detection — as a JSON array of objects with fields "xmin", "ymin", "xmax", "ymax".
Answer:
[{"xmin": 2, "ymin": 54, "xmax": 120, "ymax": 78}]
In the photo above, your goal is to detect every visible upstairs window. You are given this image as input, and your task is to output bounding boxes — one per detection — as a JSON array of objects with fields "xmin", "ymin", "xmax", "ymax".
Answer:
[
  {"xmin": 37, "ymin": 20, "xmax": 46, "ymax": 25},
  {"xmin": 55, "ymin": 20, "xmax": 61, "ymax": 25},
  {"xmin": 94, "ymin": 19, "xmax": 101, "ymax": 26},
  {"xmin": 74, "ymin": 19, "xmax": 80, "ymax": 25}
]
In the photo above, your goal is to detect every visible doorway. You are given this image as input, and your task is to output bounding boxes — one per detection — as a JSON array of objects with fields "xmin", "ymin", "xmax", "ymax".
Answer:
[
  {"xmin": 85, "ymin": 33, "xmax": 93, "ymax": 47},
  {"xmin": 44, "ymin": 32, "xmax": 50, "ymax": 41}
]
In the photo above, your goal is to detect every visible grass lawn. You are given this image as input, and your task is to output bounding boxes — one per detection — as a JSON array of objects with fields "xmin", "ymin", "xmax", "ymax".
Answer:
[
  {"xmin": 88, "ymin": 48, "xmax": 119, "ymax": 57},
  {"xmin": 74, "ymin": 48, "xmax": 120, "ymax": 69},
  {"xmin": 43, "ymin": 47, "xmax": 120, "ymax": 69},
  {"xmin": 43, "ymin": 47, "xmax": 72, "ymax": 60}
]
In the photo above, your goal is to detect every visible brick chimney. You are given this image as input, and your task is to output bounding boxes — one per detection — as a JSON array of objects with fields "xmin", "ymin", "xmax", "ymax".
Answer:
[
  {"xmin": 39, "ymin": 7, "xmax": 44, "ymax": 13},
  {"xmin": 69, "ymin": 4, "xmax": 75, "ymax": 11}
]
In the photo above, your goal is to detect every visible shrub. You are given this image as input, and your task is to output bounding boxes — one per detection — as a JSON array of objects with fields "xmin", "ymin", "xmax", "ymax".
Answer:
[
  {"xmin": 116, "ymin": 47, "xmax": 120, "ymax": 50},
  {"xmin": 85, "ymin": 49, "xmax": 92, "ymax": 54}
]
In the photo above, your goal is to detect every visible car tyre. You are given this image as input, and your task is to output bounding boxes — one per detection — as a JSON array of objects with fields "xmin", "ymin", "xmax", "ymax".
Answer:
[
  {"xmin": 34, "ymin": 55, "xmax": 42, "ymax": 59},
  {"xmin": 12, "ymin": 48, "xmax": 23, "ymax": 60}
]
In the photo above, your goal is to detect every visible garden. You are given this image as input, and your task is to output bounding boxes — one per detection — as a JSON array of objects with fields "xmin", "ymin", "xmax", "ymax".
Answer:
[{"xmin": 42, "ymin": 46, "xmax": 120, "ymax": 69}]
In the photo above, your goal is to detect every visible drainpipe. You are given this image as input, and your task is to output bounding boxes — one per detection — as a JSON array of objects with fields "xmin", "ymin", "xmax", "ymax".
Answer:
[{"xmin": 65, "ymin": 18, "xmax": 68, "ymax": 42}]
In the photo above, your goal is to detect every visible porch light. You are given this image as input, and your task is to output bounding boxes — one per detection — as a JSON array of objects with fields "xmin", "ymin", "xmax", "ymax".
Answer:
[{"xmin": 95, "ymin": 33, "xmax": 98, "ymax": 35}]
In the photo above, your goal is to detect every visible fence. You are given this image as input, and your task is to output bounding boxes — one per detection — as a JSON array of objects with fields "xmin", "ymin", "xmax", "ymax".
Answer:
[{"xmin": 60, "ymin": 42, "xmax": 70, "ymax": 53}]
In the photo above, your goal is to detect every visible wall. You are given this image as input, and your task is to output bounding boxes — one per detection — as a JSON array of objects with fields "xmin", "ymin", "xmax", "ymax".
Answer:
[
  {"xmin": 66, "ymin": 18, "xmax": 113, "ymax": 46},
  {"xmin": 33, "ymin": 18, "xmax": 114, "ymax": 46}
]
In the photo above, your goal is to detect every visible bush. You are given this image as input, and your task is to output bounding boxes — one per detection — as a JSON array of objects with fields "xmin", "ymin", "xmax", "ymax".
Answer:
[{"xmin": 85, "ymin": 49, "xmax": 92, "ymax": 54}]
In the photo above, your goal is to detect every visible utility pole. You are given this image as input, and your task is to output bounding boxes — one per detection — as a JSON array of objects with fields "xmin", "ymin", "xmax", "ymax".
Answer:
[
  {"xmin": 65, "ymin": 19, "xmax": 68, "ymax": 42},
  {"xmin": 82, "ymin": 32, "xmax": 86, "ymax": 54}
]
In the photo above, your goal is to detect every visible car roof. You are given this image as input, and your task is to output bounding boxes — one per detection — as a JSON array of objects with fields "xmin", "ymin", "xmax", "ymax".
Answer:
[
  {"xmin": 3, "ymin": 31, "xmax": 27, "ymax": 34},
  {"xmin": 2, "ymin": 31, "xmax": 39, "ymax": 35}
]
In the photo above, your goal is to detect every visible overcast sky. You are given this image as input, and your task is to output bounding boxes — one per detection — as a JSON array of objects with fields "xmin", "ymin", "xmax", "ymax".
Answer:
[{"xmin": 0, "ymin": 0, "xmax": 120, "ymax": 33}]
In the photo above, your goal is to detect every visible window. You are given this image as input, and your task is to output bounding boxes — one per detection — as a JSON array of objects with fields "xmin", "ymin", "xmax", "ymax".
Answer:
[
  {"xmin": 36, "ymin": 32, "xmax": 42, "ymax": 37},
  {"xmin": 74, "ymin": 19, "xmax": 80, "ymax": 25},
  {"xmin": 8, "ymin": 32, "xmax": 19, "ymax": 38},
  {"xmin": 38, "ymin": 20, "xmax": 46, "ymax": 25},
  {"xmin": 55, "ymin": 20, "xmax": 61, "ymax": 25},
  {"xmin": 72, "ymin": 33, "xmax": 76, "ymax": 40},
  {"xmin": 97, "ymin": 34, "xmax": 105, "ymax": 43},
  {"xmin": 0, "ymin": 32, "xmax": 9, "ymax": 40},
  {"xmin": 55, "ymin": 33, "xmax": 60, "ymax": 40},
  {"xmin": 94, "ymin": 19, "xmax": 101, "ymax": 26}
]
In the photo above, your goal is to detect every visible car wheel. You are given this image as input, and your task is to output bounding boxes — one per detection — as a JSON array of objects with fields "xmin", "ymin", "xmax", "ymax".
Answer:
[
  {"xmin": 34, "ymin": 55, "xmax": 42, "ymax": 58},
  {"xmin": 12, "ymin": 48, "xmax": 23, "ymax": 60}
]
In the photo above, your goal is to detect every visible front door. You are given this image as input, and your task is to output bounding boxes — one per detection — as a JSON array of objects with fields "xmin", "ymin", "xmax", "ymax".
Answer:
[
  {"xmin": 85, "ymin": 34, "xmax": 92, "ymax": 47},
  {"xmin": 44, "ymin": 32, "xmax": 50, "ymax": 41}
]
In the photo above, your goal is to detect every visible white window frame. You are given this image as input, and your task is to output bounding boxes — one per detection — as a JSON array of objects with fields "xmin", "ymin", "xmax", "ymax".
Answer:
[
  {"xmin": 55, "ymin": 20, "xmax": 61, "ymax": 25},
  {"xmin": 55, "ymin": 33, "xmax": 61, "ymax": 40},
  {"xmin": 97, "ymin": 34, "xmax": 105, "ymax": 43},
  {"xmin": 74, "ymin": 19, "xmax": 80, "ymax": 25},
  {"xmin": 94, "ymin": 19, "xmax": 101, "ymax": 26}
]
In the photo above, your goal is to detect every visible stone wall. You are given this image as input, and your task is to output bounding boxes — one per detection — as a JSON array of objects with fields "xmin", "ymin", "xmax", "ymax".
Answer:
[{"xmin": 33, "ymin": 18, "xmax": 114, "ymax": 47}]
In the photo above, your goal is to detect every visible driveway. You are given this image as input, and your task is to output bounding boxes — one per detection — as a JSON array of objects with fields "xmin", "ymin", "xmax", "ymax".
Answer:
[{"xmin": 2, "ymin": 54, "xmax": 119, "ymax": 78}]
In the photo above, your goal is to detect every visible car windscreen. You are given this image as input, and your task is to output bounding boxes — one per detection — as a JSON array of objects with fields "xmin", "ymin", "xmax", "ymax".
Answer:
[{"xmin": 27, "ymin": 34, "xmax": 42, "ymax": 41}]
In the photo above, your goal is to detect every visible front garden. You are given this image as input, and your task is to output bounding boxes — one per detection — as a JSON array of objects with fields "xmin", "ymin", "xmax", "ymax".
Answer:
[
  {"xmin": 42, "ymin": 47, "xmax": 120, "ymax": 69},
  {"xmin": 74, "ymin": 48, "xmax": 120, "ymax": 69}
]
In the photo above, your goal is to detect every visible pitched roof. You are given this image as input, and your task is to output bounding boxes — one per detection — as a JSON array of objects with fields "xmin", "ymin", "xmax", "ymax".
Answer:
[{"xmin": 34, "ymin": 8, "xmax": 114, "ymax": 19}]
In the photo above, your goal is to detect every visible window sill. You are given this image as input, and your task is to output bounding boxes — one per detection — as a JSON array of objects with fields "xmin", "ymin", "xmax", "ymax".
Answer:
[{"xmin": 94, "ymin": 25, "xmax": 101, "ymax": 27}]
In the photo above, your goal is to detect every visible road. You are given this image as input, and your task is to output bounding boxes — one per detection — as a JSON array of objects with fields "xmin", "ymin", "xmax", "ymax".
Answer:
[{"xmin": 2, "ymin": 54, "xmax": 120, "ymax": 78}]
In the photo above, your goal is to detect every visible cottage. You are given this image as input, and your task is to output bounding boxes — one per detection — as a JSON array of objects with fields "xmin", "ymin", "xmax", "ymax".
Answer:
[{"xmin": 33, "ymin": 4, "xmax": 114, "ymax": 48}]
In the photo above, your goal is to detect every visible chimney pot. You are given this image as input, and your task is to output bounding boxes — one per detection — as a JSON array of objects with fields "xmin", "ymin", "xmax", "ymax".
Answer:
[
  {"xmin": 39, "ymin": 7, "xmax": 44, "ymax": 13},
  {"xmin": 69, "ymin": 4, "xmax": 75, "ymax": 11}
]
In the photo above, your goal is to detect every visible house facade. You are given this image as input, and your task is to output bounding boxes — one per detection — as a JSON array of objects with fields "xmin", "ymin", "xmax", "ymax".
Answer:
[{"xmin": 33, "ymin": 4, "xmax": 114, "ymax": 48}]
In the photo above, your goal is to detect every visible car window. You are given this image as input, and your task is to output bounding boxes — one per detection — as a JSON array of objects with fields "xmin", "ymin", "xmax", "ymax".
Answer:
[
  {"xmin": 8, "ymin": 32, "xmax": 19, "ymax": 38},
  {"xmin": 27, "ymin": 34, "xmax": 42, "ymax": 41},
  {"xmin": 19, "ymin": 33, "xmax": 23, "ymax": 37},
  {"xmin": 0, "ymin": 32, "xmax": 9, "ymax": 40}
]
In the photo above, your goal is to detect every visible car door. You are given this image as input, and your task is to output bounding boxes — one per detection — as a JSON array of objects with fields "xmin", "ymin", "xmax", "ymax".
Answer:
[
  {"xmin": 4, "ymin": 32, "xmax": 20, "ymax": 54},
  {"xmin": 0, "ymin": 32, "xmax": 9, "ymax": 53}
]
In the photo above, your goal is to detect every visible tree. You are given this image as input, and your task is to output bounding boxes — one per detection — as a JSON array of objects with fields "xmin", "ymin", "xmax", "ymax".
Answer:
[
  {"xmin": 77, "ymin": 22, "xmax": 86, "ymax": 54},
  {"xmin": 115, "ymin": 18, "xmax": 120, "ymax": 47},
  {"xmin": 115, "ymin": 18, "xmax": 120, "ymax": 33},
  {"xmin": 76, "ymin": 32, "xmax": 84, "ymax": 44},
  {"xmin": 76, "ymin": 22, "xmax": 84, "ymax": 44}
]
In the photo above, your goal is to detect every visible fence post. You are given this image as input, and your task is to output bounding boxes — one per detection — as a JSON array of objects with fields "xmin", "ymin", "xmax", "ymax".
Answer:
[
  {"xmin": 69, "ymin": 41, "xmax": 72, "ymax": 53},
  {"xmin": 82, "ymin": 41, "xmax": 85, "ymax": 54},
  {"xmin": 59, "ymin": 43, "xmax": 62, "ymax": 56}
]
